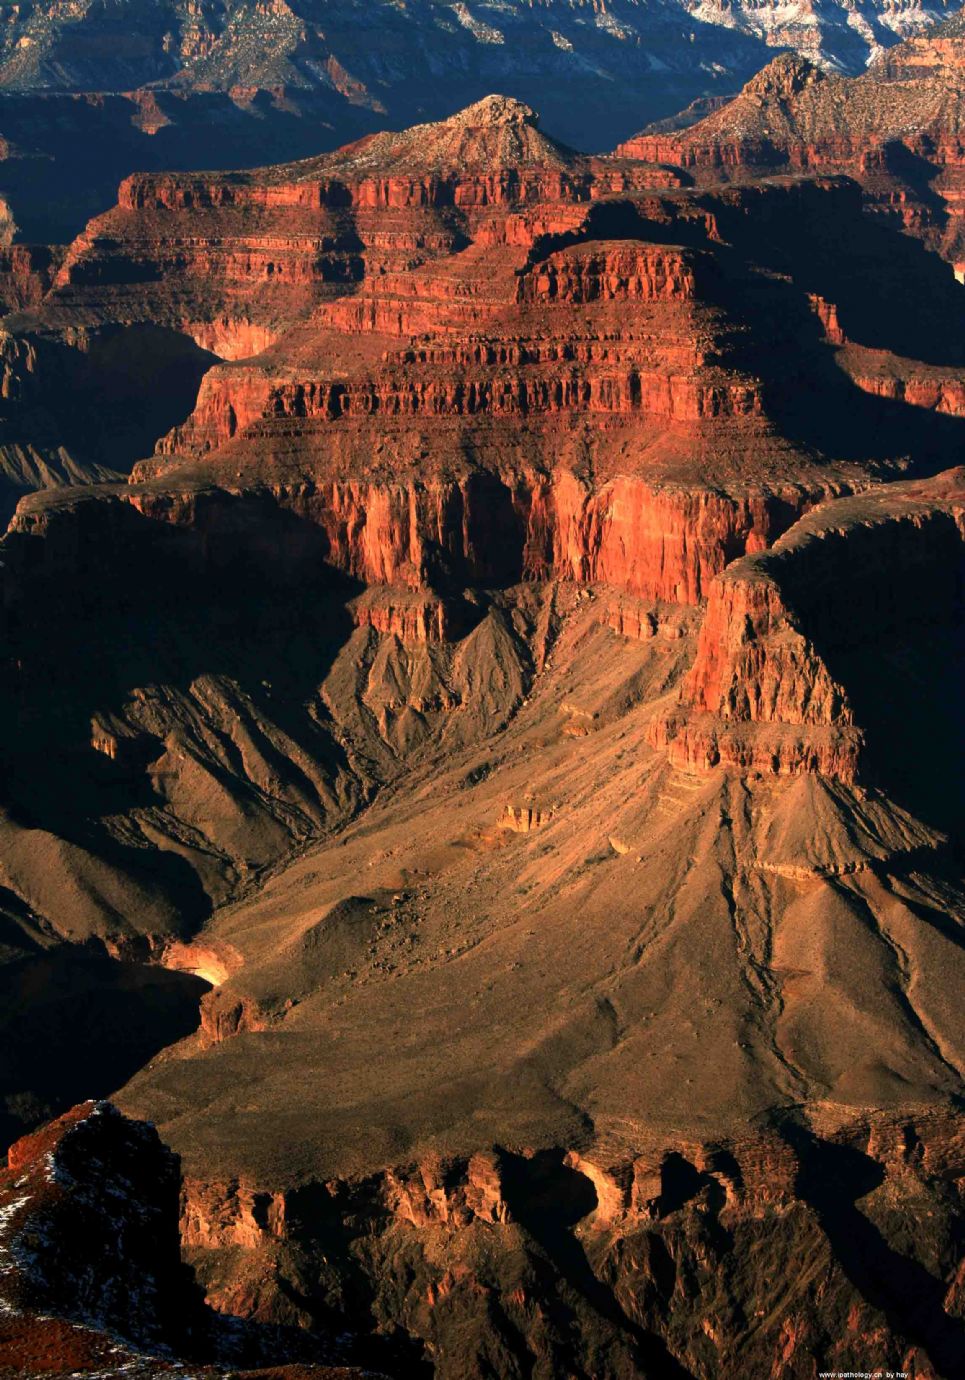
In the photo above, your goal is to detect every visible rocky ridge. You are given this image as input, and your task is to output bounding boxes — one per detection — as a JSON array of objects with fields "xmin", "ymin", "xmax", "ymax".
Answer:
[
  {"xmin": 0, "ymin": 0, "xmax": 950, "ymax": 112},
  {"xmin": 0, "ymin": 1100, "xmax": 385, "ymax": 1376},
  {"xmin": 618, "ymin": 14, "xmax": 965, "ymax": 273},
  {"xmin": 651, "ymin": 470, "xmax": 965, "ymax": 780}
]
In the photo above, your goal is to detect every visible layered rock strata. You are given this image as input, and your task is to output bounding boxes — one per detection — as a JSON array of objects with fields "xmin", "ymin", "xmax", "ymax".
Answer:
[
  {"xmin": 0, "ymin": 77, "xmax": 963, "ymax": 1380},
  {"xmin": 618, "ymin": 17, "xmax": 965, "ymax": 274},
  {"xmin": 651, "ymin": 469, "xmax": 965, "ymax": 781},
  {"xmin": 172, "ymin": 1110, "xmax": 965, "ymax": 1380}
]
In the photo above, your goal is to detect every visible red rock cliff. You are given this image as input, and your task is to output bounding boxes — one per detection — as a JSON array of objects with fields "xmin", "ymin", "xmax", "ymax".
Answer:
[{"xmin": 652, "ymin": 469, "xmax": 965, "ymax": 779}]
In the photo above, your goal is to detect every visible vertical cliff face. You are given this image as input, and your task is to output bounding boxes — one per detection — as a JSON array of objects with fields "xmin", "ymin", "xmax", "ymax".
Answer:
[
  {"xmin": 682, "ymin": 576, "xmax": 850, "ymax": 726},
  {"xmin": 651, "ymin": 470, "xmax": 965, "ymax": 781},
  {"xmin": 0, "ymin": 246, "xmax": 62, "ymax": 312},
  {"xmin": 6, "ymin": 469, "xmax": 825, "ymax": 610},
  {"xmin": 520, "ymin": 476, "xmax": 809, "ymax": 603}
]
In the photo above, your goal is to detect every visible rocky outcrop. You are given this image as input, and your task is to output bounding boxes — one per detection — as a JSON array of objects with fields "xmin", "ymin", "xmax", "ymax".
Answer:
[
  {"xmin": 684, "ymin": 575, "xmax": 854, "ymax": 727},
  {"xmin": 652, "ymin": 469, "xmax": 965, "ymax": 780},
  {"xmin": 350, "ymin": 588, "xmax": 471, "ymax": 644},
  {"xmin": 618, "ymin": 31, "xmax": 965, "ymax": 271},
  {"xmin": 175, "ymin": 1111, "xmax": 965, "ymax": 1380},
  {"xmin": 0, "ymin": 245, "xmax": 62, "ymax": 313},
  {"xmin": 515, "ymin": 241, "xmax": 700, "ymax": 305},
  {"xmin": 0, "ymin": 1102, "xmax": 198, "ymax": 1350},
  {"xmin": 11, "ymin": 97, "xmax": 960, "ymax": 559},
  {"xmin": 874, "ymin": 5, "xmax": 965, "ymax": 78},
  {"xmin": 599, "ymin": 591, "xmax": 695, "ymax": 641},
  {"xmin": 157, "ymin": 364, "xmax": 276, "ymax": 453},
  {"xmin": 844, "ymin": 355, "xmax": 965, "ymax": 416},
  {"xmin": 7, "ymin": 1100, "xmax": 961, "ymax": 1377},
  {"xmin": 199, "ymin": 991, "xmax": 275, "ymax": 1045},
  {"xmin": 38, "ymin": 97, "xmax": 686, "ymax": 366},
  {"xmin": 498, "ymin": 803, "xmax": 553, "ymax": 832},
  {"xmin": 0, "ymin": 1102, "xmax": 386, "ymax": 1376}
]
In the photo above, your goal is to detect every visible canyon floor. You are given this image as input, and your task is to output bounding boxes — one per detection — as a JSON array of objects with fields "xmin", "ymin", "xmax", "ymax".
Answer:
[{"xmin": 0, "ymin": 16, "xmax": 964, "ymax": 1379}]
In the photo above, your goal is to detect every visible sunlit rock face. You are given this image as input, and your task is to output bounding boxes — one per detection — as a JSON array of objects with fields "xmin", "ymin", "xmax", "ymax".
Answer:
[{"xmin": 619, "ymin": 15, "xmax": 965, "ymax": 275}]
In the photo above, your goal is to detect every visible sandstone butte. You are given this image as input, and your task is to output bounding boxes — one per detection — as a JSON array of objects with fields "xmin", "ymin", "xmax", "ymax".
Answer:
[{"xmin": 0, "ymin": 21, "xmax": 962, "ymax": 1380}]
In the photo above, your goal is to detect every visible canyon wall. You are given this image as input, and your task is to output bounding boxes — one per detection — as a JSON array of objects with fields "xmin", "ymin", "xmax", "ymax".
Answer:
[
  {"xmin": 0, "ymin": 69, "xmax": 962, "ymax": 1380},
  {"xmin": 7, "ymin": 470, "xmax": 826, "ymax": 610},
  {"xmin": 5, "ymin": 1096, "xmax": 961, "ymax": 1380},
  {"xmin": 175, "ymin": 1109, "xmax": 965, "ymax": 1380},
  {"xmin": 618, "ymin": 34, "xmax": 965, "ymax": 273},
  {"xmin": 652, "ymin": 471, "xmax": 965, "ymax": 780}
]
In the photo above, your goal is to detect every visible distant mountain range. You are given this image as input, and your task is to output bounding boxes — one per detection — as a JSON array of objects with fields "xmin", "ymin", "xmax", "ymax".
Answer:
[{"xmin": 0, "ymin": 0, "xmax": 953, "ymax": 99}]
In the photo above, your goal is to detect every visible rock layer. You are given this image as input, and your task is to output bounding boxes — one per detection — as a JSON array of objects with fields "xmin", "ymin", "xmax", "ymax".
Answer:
[
  {"xmin": 173, "ymin": 1110, "xmax": 965, "ymax": 1380},
  {"xmin": 619, "ymin": 20, "xmax": 965, "ymax": 273},
  {"xmin": 652, "ymin": 469, "xmax": 965, "ymax": 780}
]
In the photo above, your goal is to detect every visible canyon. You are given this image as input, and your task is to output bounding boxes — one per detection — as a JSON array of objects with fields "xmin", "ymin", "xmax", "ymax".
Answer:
[
  {"xmin": 0, "ymin": 0, "xmax": 956, "ymax": 243},
  {"xmin": 619, "ymin": 6, "xmax": 965, "ymax": 277},
  {"xmin": 0, "ymin": 10, "xmax": 963, "ymax": 1379}
]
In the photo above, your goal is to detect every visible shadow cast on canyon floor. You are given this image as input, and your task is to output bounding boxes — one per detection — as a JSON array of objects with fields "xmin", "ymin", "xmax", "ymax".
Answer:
[
  {"xmin": 1, "ymin": 323, "xmax": 219, "ymax": 473},
  {"xmin": 0, "ymin": 498, "xmax": 378, "ymax": 1153},
  {"xmin": 748, "ymin": 285, "xmax": 965, "ymax": 475},
  {"xmin": 0, "ymin": 933, "xmax": 209, "ymax": 1154},
  {"xmin": 501, "ymin": 1149, "xmax": 699, "ymax": 1379},
  {"xmin": 787, "ymin": 1127, "xmax": 965, "ymax": 1378},
  {"xmin": 816, "ymin": 622, "xmax": 965, "ymax": 843},
  {"xmin": 0, "ymin": 496, "xmax": 369, "ymax": 928},
  {"xmin": 707, "ymin": 197, "xmax": 965, "ymax": 470},
  {"xmin": 712, "ymin": 181, "xmax": 965, "ymax": 370}
]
